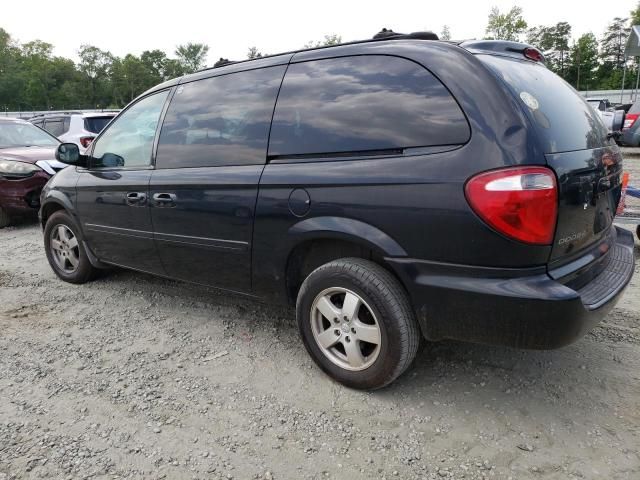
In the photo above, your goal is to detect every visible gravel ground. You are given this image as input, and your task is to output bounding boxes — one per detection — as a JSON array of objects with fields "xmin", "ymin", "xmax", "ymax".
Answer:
[{"xmin": 1, "ymin": 160, "xmax": 640, "ymax": 479}]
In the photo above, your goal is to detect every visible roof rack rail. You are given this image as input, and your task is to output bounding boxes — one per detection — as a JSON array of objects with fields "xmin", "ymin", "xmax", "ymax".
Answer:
[
  {"xmin": 213, "ymin": 57, "xmax": 233, "ymax": 68},
  {"xmin": 373, "ymin": 28, "xmax": 439, "ymax": 41},
  {"xmin": 189, "ymin": 28, "xmax": 440, "ymax": 77},
  {"xmin": 28, "ymin": 111, "xmax": 84, "ymax": 119}
]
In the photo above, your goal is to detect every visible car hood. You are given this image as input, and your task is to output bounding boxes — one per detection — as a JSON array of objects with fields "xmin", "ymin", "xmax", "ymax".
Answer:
[{"xmin": 0, "ymin": 146, "xmax": 58, "ymax": 164}]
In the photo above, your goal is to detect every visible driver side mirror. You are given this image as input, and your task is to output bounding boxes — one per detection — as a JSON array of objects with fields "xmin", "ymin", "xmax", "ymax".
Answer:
[{"xmin": 55, "ymin": 143, "xmax": 87, "ymax": 167}]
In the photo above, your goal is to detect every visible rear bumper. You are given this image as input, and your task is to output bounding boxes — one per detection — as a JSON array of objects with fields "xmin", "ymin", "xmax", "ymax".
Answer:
[
  {"xmin": 387, "ymin": 227, "xmax": 635, "ymax": 349},
  {"xmin": 0, "ymin": 172, "xmax": 50, "ymax": 215}
]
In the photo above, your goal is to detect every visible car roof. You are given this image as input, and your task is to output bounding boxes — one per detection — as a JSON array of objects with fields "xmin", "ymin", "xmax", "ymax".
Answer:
[
  {"xmin": 27, "ymin": 111, "xmax": 119, "ymax": 121},
  {"xmin": 79, "ymin": 112, "xmax": 118, "ymax": 118},
  {"xmin": 0, "ymin": 117, "xmax": 30, "ymax": 124}
]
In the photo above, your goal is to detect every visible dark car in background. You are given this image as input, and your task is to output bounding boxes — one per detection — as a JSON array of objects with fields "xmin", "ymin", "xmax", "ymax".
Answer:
[
  {"xmin": 621, "ymin": 100, "xmax": 640, "ymax": 146},
  {"xmin": 40, "ymin": 33, "xmax": 635, "ymax": 389},
  {"xmin": 0, "ymin": 118, "xmax": 65, "ymax": 228}
]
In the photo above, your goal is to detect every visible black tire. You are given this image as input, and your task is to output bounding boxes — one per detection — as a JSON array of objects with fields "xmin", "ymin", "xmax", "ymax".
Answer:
[
  {"xmin": 296, "ymin": 258, "xmax": 420, "ymax": 390},
  {"xmin": 636, "ymin": 225, "xmax": 640, "ymax": 241},
  {"xmin": 0, "ymin": 206, "xmax": 11, "ymax": 228},
  {"xmin": 44, "ymin": 210, "xmax": 97, "ymax": 284}
]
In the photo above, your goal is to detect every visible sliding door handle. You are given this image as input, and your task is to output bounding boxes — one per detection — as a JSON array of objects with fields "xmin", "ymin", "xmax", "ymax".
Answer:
[
  {"xmin": 153, "ymin": 192, "xmax": 177, "ymax": 207},
  {"xmin": 126, "ymin": 192, "xmax": 147, "ymax": 206}
]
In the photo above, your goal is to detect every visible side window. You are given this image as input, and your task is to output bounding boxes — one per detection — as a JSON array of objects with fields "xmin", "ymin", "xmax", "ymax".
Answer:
[
  {"xmin": 156, "ymin": 65, "xmax": 286, "ymax": 168},
  {"xmin": 92, "ymin": 90, "xmax": 169, "ymax": 169},
  {"xmin": 63, "ymin": 117, "xmax": 71, "ymax": 133},
  {"xmin": 269, "ymin": 55, "xmax": 470, "ymax": 157},
  {"xmin": 44, "ymin": 118, "xmax": 65, "ymax": 137}
]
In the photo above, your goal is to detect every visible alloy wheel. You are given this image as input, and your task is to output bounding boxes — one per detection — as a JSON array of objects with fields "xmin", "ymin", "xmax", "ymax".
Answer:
[
  {"xmin": 50, "ymin": 224, "xmax": 80, "ymax": 274},
  {"xmin": 310, "ymin": 287, "xmax": 382, "ymax": 371}
]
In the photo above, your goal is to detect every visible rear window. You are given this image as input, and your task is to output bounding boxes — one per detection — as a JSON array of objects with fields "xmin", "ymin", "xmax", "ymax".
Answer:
[
  {"xmin": 269, "ymin": 55, "xmax": 470, "ymax": 157},
  {"xmin": 84, "ymin": 116, "xmax": 114, "ymax": 134},
  {"xmin": 480, "ymin": 55, "xmax": 609, "ymax": 153}
]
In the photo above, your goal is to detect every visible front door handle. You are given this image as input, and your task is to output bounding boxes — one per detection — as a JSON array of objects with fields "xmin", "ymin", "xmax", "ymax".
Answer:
[
  {"xmin": 153, "ymin": 192, "xmax": 177, "ymax": 207},
  {"xmin": 126, "ymin": 192, "xmax": 147, "ymax": 206}
]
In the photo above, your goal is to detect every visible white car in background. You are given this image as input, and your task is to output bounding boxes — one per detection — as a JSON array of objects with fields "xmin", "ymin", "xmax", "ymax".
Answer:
[
  {"xmin": 30, "ymin": 111, "xmax": 118, "ymax": 153},
  {"xmin": 586, "ymin": 98, "xmax": 617, "ymax": 131}
]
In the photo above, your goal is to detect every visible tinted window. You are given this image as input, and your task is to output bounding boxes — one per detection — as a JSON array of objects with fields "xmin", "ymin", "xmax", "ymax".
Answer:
[
  {"xmin": 92, "ymin": 90, "xmax": 169, "ymax": 169},
  {"xmin": 268, "ymin": 56, "xmax": 469, "ymax": 157},
  {"xmin": 84, "ymin": 116, "xmax": 114, "ymax": 134},
  {"xmin": 480, "ymin": 55, "xmax": 609, "ymax": 153},
  {"xmin": 156, "ymin": 66, "xmax": 286, "ymax": 169},
  {"xmin": 44, "ymin": 118, "xmax": 65, "ymax": 137}
]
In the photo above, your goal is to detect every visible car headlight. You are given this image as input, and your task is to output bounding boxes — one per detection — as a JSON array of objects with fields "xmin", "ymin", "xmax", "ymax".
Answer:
[{"xmin": 0, "ymin": 159, "xmax": 42, "ymax": 179}]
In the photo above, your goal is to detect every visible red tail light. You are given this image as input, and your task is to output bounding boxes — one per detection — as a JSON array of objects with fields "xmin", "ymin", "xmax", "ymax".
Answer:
[
  {"xmin": 465, "ymin": 167, "xmax": 558, "ymax": 245},
  {"xmin": 623, "ymin": 113, "xmax": 639, "ymax": 130},
  {"xmin": 523, "ymin": 47, "xmax": 544, "ymax": 63},
  {"xmin": 80, "ymin": 136, "xmax": 95, "ymax": 148}
]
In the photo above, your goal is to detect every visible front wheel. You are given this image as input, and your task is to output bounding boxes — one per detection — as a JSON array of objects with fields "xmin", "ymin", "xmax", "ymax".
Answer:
[
  {"xmin": 44, "ymin": 210, "xmax": 97, "ymax": 284},
  {"xmin": 296, "ymin": 258, "xmax": 420, "ymax": 390}
]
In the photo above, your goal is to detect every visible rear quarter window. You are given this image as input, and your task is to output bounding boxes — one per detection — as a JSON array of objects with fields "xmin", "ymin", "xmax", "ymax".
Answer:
[
  {"xmin": 268, "ymin": 55, "xmax": 470, "ymax": 157},
  {"xmin": 480, "ymin": 55, "xmax": 609, "ymax": 153}
]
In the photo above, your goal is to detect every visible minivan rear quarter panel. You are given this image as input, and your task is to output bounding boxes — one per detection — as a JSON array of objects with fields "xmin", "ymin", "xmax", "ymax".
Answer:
[{"xmin": 252, "ymin": 42, "xmax": 553, "ymax": 302}]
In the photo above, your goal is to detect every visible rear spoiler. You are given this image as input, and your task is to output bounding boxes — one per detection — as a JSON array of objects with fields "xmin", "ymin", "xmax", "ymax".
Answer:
[{"xmin": 460, "ymin": 40, "xmax": 545, "ymax": 64}]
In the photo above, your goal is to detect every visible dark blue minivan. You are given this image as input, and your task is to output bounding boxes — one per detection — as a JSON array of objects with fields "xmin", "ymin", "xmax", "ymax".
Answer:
[{"xmin": 41, "ymin": 32, "xmax": 635, "ymax": 389}]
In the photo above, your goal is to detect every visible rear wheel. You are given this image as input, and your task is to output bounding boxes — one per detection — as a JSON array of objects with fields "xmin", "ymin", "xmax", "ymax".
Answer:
[
  {"xmin": 0, "ymin": 207, "xmax": 11, "ymax": 228},
  {"xmin": 296, "ymin": 258, "xmax": 420, "ymax": 390},
  {"xmin": 44, "ymin": 210, "xmax": 97, "ymax": 283},
  {"xmin": 636, "ymin": 225, "xmax": 640, "ymax": 241}
]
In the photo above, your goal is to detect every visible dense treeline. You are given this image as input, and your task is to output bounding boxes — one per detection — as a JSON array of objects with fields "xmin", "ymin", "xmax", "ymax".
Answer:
[
  {"xmin": 482, "ymin": 3, "xmax": 640, "ymax": 92},
  {"xmin": 1, "ymin": 3, "xmax": 640, "ymax": 111},
  {"xmin": 0, "ymin": 30, "xmax": 210, "ymax": 111}
]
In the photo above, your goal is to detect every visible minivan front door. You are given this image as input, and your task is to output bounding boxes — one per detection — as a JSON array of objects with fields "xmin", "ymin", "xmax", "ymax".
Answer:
[
  {"xmin": 76, "ymin": 90, "xmax": 170, "ymax": 274},
  {"xmin": 149, "ymin": 65, "xmax": 287, "ymax": 292}
]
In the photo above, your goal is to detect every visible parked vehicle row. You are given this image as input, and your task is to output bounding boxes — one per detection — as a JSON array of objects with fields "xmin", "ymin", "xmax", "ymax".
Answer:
[
  {"xmin": 39, "ymin": 33, "xmax": 635, "ymax": 389},
  {"xmin": 29, "ymin": 111, "xmax": 118, "ymax": 154},
  {"xmin": 585, "ymin": 97, "xmax": 621, "ymax": 131}
]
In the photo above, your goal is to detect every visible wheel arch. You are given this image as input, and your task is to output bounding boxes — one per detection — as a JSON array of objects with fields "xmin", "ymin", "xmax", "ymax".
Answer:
[{"xmin": 283, "ymin": 216, "xmax": 408, "ymax": 304}]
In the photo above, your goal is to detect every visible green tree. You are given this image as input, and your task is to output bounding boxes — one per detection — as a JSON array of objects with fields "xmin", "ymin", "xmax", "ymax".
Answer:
[
  {"xmin": 631, "ymin": 2, "xmax": 640, "ymax": 26},
  {"xmin": 304, "ymin": 34, "xmax": 342, "ymax": 48},
  {"xmin": 600, "ymin": 17, "xmax": 630, "ymax": 69},
  {"xmin": 565, "ymin": 33, "xmax": 599, "ymax": 90},
  {"xmin": 0, "ymin": 28, "xmax": 24, "ymax": 110},
  {"xmin": 163, "ymin": 58, "xmax": 185, "ymax": 79},
  {"xmin": 440, "ymin": 25, "xmax": 451, "ymax": 41},
  {"xmin": 598, "ymin": 17, "xmax": 632, "ymax": 89},
  {"xmin": 485, "ymin": 6, "xmax": 528, "ymax": 41},
  {"xmin": 77, "ymin": 45, "xmax": 114, "ymax": 107},
  {"xmin": 526, "ymin": 22, "xmax": 571, "ymax": 77},
  {"xmin": 140, "ymin": 49, "xmax": 168, "ymax": 83},
  {"xmin": 247, "ymin": 46, "xmax": 263, "ymax": 59},
  {"xmin": 175, "ymin": 42, "xmax": 209, "ymax": 74}
]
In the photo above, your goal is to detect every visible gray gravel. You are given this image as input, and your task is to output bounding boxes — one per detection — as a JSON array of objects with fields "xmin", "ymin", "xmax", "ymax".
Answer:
[{"xmin": 1, "ymin": 186, "xmax": 640, "ymax": 478}]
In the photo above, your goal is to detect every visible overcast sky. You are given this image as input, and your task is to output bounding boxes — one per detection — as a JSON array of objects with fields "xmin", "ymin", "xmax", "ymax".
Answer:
[{"xmin": 2, "ymin": 0, "xmax": 638, "ymax": 64}]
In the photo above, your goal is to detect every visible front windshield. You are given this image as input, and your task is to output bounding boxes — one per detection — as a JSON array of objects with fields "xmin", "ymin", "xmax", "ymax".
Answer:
[{"xmin": 0, "ymin": 121, "xmax": 59, "ymax": 148}]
